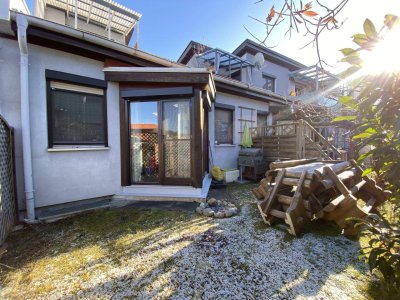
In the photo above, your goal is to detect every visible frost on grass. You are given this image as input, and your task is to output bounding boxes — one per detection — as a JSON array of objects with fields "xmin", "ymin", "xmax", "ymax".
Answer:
[{"xmin": 0, "ymin": 184, "xmax": 372, "ymax": 299}]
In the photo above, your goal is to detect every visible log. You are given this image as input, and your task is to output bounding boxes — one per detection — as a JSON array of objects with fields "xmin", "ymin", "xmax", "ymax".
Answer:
[
  {"xmin": 315, "ymin": 180, "xmax": 367, "ymax": 217},
  {"xmin": 277, "ymin": 195, "xmax": 292, "ymax": 206},
  {"xmin": 314, "ymin": 161, "xmax": 351, "ymax": 179},
  {"xmin": 270, "ymin": 158, "xmax": 318, "ymax": 170},
  {"xmin": 285, "ymin": 170, "xmax": 314, "ymax": 180},
  {"xmin": 320, "ymin": 169, "xmax": 357, "ymax": 189},
  {"xmin": 350, "ymin": 159, "xmax": 390, "ymax": 207},
  {"xmin": 270, "ymin": 209, "xmax": 286, "ymax": 219},
  {"xmin": 282, "ymin": 177, "xmax": 312, "ymax": 188}
]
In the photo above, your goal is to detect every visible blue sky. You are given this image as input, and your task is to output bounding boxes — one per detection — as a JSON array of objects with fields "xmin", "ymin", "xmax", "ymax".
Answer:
[
  {"xmin": 25, "ymin": 0, "xmax": 270, "ymax": 61},
  {"xmin": 24, "ymin": 1, "xmax": 400, "ymax": 71}
]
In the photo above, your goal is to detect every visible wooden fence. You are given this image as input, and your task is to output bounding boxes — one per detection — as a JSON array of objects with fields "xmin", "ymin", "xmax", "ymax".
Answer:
[{"xmin": 0, "ymin": 115, "xmax": 16, "ymax": 246}]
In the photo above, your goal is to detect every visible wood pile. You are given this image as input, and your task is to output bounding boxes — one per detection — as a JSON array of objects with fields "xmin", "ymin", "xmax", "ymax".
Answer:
[{"xmin": 252, "ymin": 158, "xmax": 390, "ymax": 236}]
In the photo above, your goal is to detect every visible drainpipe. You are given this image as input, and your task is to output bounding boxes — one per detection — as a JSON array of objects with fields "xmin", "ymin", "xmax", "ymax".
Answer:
[{"xmin": 16, "ymin": 15, "xmax": 36, "ymax": 221}]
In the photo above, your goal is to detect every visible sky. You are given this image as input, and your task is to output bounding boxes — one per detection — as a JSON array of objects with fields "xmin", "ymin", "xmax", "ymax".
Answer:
[{"xmin": 24, "ymin": 0, "xmax": 400, "ymax": 73}]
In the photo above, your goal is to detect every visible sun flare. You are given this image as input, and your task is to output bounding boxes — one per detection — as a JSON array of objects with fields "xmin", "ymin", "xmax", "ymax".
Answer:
[{"xmin": 360, "ymin": 25, "xmax": 400, "ymax": 74}]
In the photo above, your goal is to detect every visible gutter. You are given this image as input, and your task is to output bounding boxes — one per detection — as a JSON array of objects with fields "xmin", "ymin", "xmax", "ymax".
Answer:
[
  {"xmin": 16, "ymin": 14, "xmax": 36, "ymax": 222},
  {"xmin": 10, "ymin": 11, "xmax": 184, "ymax": 69}
]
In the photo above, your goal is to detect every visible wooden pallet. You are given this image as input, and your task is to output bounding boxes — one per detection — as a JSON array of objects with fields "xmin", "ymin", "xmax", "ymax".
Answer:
[{"xmin": 252, "ymin": 158, "xmax": 390, "ymax": 236}]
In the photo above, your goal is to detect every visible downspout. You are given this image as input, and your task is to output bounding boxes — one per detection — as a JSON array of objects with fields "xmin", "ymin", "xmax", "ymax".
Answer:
[{"xmin": 16, "ymin": 15, "xmax": 36, "ymax": 221}]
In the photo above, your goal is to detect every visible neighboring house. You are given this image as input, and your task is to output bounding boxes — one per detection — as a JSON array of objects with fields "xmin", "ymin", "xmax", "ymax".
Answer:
[{"xmin": 177, "ymin": 40, "xmax": 316, "ymax": 170}]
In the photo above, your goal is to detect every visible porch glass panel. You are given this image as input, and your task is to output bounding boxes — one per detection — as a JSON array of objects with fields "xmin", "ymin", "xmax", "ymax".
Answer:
[
  {"xmin": 162, "ymin": 100, "xmax": 191, "ymax": 179},
  {"xmin": 130, "ymin": 101, "xmax": 159, "ymax": 183}
]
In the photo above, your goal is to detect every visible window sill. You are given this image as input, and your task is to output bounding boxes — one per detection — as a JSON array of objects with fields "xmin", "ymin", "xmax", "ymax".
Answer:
[
  {"xmin": 48, "ymin": 146, "xmax": 110, "ymax": 152},
  {"xmin": 215, "ymin": 144, "xmax": 237, "ymax": 148}
]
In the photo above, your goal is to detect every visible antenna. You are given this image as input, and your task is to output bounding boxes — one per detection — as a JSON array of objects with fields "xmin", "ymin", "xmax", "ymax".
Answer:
[{"xmin": 254, "ymin": 52, "xmax": 265, "ymax": 70}]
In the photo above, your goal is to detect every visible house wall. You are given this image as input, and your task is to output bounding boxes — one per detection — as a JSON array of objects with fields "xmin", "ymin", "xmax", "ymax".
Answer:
[
  {"xmin": 185, "ymin": 51, "xmax": 295, "ymax": 97},
  {"xmin": 209, "ymin": 92, "xmax": 270, "ymax": 170},
  {"xmin": 241, "ymin": 53, "xmax": 295, "ymax": 96},
  {"xmin": 0, "ymin": 37, "xmax": 121, "ymax": 209}
]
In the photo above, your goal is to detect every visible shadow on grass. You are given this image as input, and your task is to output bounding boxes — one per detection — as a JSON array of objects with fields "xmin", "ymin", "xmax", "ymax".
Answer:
[{"xmin": 0, "ymin": 184, "xmax": 380, "ymax": 299}]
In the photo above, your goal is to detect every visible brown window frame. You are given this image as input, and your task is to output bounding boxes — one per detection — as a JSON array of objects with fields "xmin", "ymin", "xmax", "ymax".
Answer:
[{"xmin": 46, "ymin": 70, "xmax": 108, "ymax": 148}]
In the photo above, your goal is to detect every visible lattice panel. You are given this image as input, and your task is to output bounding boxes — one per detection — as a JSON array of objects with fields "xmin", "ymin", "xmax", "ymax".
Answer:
[
  {"xmin": 0, "ymin": 116, "xmax": 16, "ymax": 245},
  {"xmin": 131, "ymin": 132, "xmax": 159, "ymax": 183},
  {"xmin": 164, "ymin": 139, "xmax": 191, "ymax": 178}
]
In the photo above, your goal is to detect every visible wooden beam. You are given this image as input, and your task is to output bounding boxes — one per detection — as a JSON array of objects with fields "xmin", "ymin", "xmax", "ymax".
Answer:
[
  {"xmin": 270, "ymin": 158, "xmax": 318, "ymax": 169},
  {"xmin": 286, "ymin": 171, "xmax": 307, "ymax": 236},
  {"xmin": 260, "ymin": 169, "xmax": 286, "ymax": 215},
  {"xmin": 191, "ymin": 89, "xmax": 203, "ymax": 188},
  {"xmin": 105, "ymin": 71, "xmax": 211, "ymax": 84}
]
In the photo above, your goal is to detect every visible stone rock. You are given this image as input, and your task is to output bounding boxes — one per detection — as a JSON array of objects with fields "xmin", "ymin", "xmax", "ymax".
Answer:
[
  {"xmin": 222, "ymin": 201, "xmax": 228, "ymax": 206},
  {"xmin": 202, "ymin": 208, "xmax": 215, "ymax": 217},
  {"xmin": 196, "ymin": 206, "xmax": 204, "ymax": 214},
  {"xmin": 225, "ymin": 210, "xmax": 234, "ymax": 217},
  {"xmin": 216, "ymin": 200, "xmax": 222, "ymax": 206},
  {"xmin": 199, "ymin": 202, "xmax": 207, "ymax": 209},
  {"xmin": 207, "ymin": 198, "xmax": 217, "ymax": 206},
  {"xmin": 214, "ymin": 211, "xmax": 225, "ymax": 218},
  {"xmin": 226, "ymin": 207, "xmax": 238, "ymax": 217}
]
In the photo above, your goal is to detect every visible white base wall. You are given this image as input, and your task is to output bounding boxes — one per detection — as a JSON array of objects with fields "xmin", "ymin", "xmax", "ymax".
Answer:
[{"xmin": 114, "ymin": 175, "xmax": 212, "ymax": 201}]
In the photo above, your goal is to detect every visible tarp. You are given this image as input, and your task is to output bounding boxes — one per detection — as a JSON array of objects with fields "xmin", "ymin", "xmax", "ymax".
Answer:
[{"xmin": 241, "ymin": 122, "xmax": 253, "ymax": 148}]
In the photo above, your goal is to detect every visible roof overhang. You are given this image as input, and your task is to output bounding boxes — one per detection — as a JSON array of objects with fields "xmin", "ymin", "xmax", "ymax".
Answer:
[
  {"xmin": 214, "ymin": 75, "xmax": 290, "ymax": 106},
  {"xmin": 7, "ymin": 12, "xmax": 183, "ymax": 68},
  {"xmin": 177, "ymin": 41, "xmax": 211, "ymax": 65},
  {"xmin": 233, "ymin": 39, "xmax": 305, "ymax": 71},
  {"xmin": 104, "ymin": 67, "xmax": 216, "ymax": 100}
]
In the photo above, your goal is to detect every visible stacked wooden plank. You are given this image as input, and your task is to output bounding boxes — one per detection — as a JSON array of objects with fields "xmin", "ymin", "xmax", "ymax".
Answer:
[{"xmin": 252, "ymin": 158, "xmax": 390, "ymax": 236}]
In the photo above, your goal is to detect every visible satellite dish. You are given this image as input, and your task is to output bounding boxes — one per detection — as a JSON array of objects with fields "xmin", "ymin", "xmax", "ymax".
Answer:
[{"xmin": 254, "ymin": 52, "xmax": 265, "ymax": 70}]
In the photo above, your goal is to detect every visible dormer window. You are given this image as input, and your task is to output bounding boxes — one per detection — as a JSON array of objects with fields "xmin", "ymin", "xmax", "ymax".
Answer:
[{"xmin": 263, "ymin": 74, "xmax": 275, "ymax": 92}]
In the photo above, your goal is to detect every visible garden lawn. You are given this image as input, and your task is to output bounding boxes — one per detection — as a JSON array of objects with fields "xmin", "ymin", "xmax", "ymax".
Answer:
[{"xmin": 0, "ymin": 184, "xmax": 380, "ymax": 299}]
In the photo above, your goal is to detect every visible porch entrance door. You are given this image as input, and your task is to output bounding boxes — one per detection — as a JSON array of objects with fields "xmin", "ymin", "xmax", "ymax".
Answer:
[
  {"xmin": 130, "ymin": 99, "xmax": 191, "ymax": 185},
  {"xmin": 130, "ymin": 101, "xmax": 159, "ymax": 184},
  {"xmin": 161, "ymin": 100, "xmax": 191, "ymax": 184}
]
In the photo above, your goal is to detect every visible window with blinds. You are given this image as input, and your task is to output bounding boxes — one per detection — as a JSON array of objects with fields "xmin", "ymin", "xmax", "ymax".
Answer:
[{"xmin": 48, "ymin": 81, "xmax": 107, "ymax": 146}]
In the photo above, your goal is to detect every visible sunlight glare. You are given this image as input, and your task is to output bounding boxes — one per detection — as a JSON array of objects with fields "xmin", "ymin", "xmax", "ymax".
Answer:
[{"xmin": 360, "ymin": 25, "xmax": 400, "ymax": 74}]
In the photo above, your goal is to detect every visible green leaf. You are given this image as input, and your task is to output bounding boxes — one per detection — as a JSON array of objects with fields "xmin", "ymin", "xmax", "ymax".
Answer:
[
  {"xmin": 341, "ymin": 55, "xmax": 362, "ymax": 65},
  {"xmin": 338, "ymin": 95, "xmax": 353, "ymax": 105},
  {"xmin": 353, "ymin": 132, "xmax": 373, "ymax": 139},
  {"xmin": 340, "ymin": 48, "xmax": 357, "ymax": 56},
  {"xmin": 363, "ymin": 19, "xmax": 378, "ymax": 39},
  {"xmin": 362, "ymin": 168, "xmax": 373, "ymax": 176},
  {"xmin": 333, "ymin": 115, "xmax": 357, "ymax": 122},
  {"xmin": 358, "ymin": 151, "xmax": 372, "ymax": 162},
  {"xmin": 384, "ymin": 14, "xmax": 400, "ymax": 30}
]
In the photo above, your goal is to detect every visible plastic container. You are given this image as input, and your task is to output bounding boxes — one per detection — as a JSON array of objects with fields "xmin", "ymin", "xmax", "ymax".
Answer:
[{"xmin": 223, "ymin": 169, "xmax": 240, "ymax": 183}]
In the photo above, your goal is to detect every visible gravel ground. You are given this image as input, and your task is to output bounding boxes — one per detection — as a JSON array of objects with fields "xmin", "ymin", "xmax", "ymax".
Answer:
[{"xmin": 0, "ymin": 183, "xmax": 373, "ymax": 299}]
